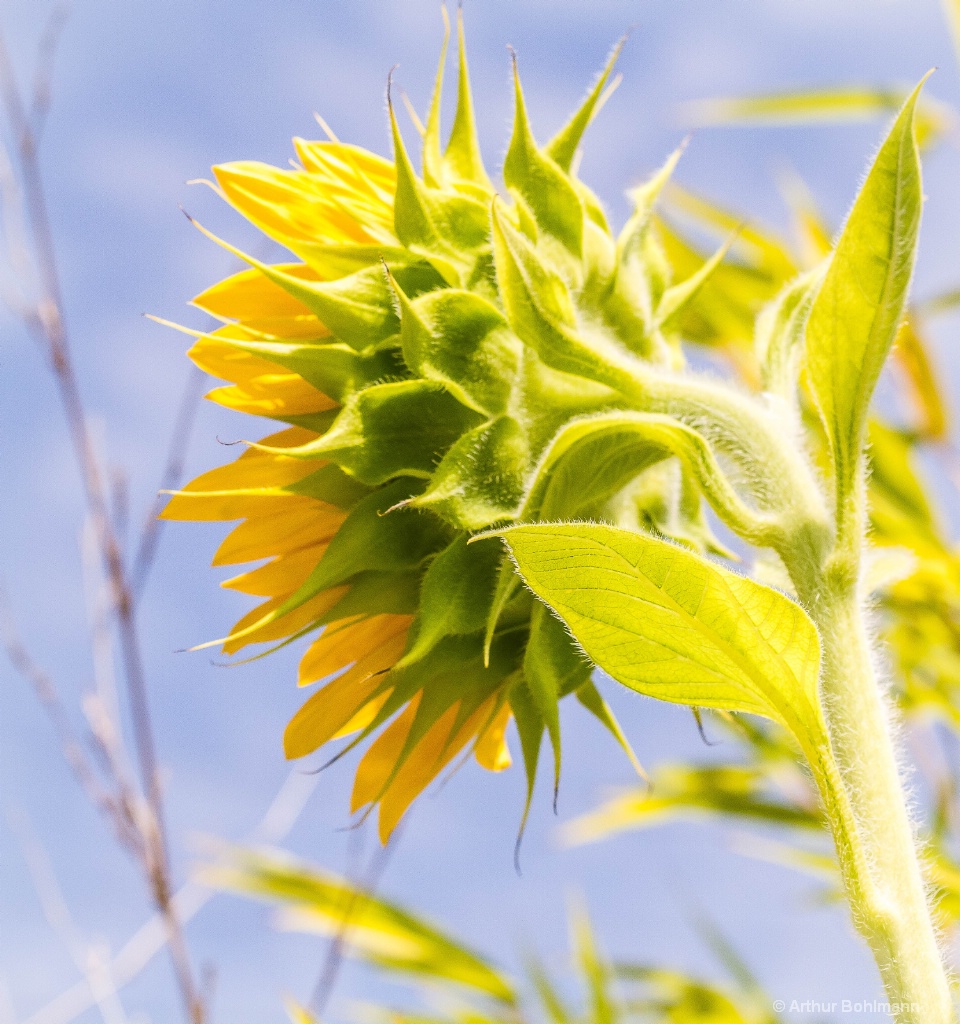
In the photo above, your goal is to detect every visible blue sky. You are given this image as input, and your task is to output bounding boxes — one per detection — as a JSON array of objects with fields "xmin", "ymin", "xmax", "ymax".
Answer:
[{"xmin": 3, "ymin": 1, "xmax": 960, "ymax": 1022}]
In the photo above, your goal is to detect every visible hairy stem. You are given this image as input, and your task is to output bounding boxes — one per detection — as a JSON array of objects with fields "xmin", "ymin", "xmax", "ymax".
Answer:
[
  {"xmin": 793, "ymin": 567, "xmax": 954, "ymax": 1024},
  {"xmin": 618, "ymin": 357, "xmax": 954, "ymax": 1020}
]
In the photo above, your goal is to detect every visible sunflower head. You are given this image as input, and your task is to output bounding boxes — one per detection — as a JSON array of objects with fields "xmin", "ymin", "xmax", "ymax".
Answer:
[{"xmin": 164, "ymin": 9, "xmax": 723, "ymax": 842}]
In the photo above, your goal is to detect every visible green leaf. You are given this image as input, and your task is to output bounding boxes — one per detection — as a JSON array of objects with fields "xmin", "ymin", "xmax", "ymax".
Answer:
[
  {"xmin": 207, "ymin": 847, "xmax": 516, "ymax": 1004},
  {"xmin": 399, "ymin": 535, "xmax": 503, "ymax": 665},
  {"xmin": 804, "ymin": 78, "xmax": 926, "ymax": 533},
  {"xmin": 503, "ymin": 56, "xmax": 584, "ymax": 255},
  {"xmin": 279, "ymin": 380, "xmax": 484, "ymax": 484},
  {"xmin": 497, "ymin": 523, "xmax": 827, "ymax": 759}
]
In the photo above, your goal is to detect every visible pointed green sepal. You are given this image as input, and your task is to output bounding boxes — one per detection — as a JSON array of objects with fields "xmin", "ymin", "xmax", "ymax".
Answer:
[
  {"xmin": 503, "ymin": 55, "xmax": 584, "ymax": 256},
  {"xmin": 274, "ymin": 379, "xmax": 484, "ymax": 484},
  {"xmin": 657, "ymin": 229, "xmax": 739, "ymax": 329},
  {"xmin": 408, "ymin": 415, "xmax": 530, "ymax": 529},
  {"xmin": 397, "ymin": 534, "xmax": 502, "ymax": 666},
  {"xmin": 508, "ymin": 672, "xmax": 546, "ymax": 857},
  {"xmin": 576, "ymin": 679, "xmax": 647, "ymax": 781},
  {"xmin": 484, "ymin": 555, "xmax": 524, "ymax": 667},
  {"xmin": 523, "ymin": 601, "xmax": 591, "ymax": 803},
  {"xmin": 491, "ymin": 201, "xmax": 634, "ymax": 389},
  {"xmin": 389, "ymin": 83, "xmax": 490, "ymax": 284},
  {"xmin": 444, "ymin": 6, "xmax": 492, "ymax": 189},
  {"xmin": 184, "ymin": 215, "xmax": 409, "ymax": 349},
  {"xmin": 391, "ymin": 278, "xmax": 522, "ymax": 416},
  {"xmin": 421, "ymin": 5, "xmax": 451, "ymax": 188},
  {"xmin": 546, "ymin": 35, "xmax": 626, "ymax": 172}
]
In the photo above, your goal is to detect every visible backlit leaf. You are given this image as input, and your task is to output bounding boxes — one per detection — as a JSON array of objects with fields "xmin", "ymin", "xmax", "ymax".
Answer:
[
  {"xmin": 804, "ymin": 79, "xmax": 926, "ymax": 530},
  {"xmin": 497, "ymin": 523, "xmax": 827, "ymax": 759}
]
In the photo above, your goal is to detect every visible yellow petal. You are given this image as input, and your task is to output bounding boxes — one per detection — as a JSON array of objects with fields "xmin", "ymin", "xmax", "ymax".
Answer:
[
  {"xmin": 474, "ymin": 700, "xmax": 513, "ymax": 772},
  {"xmin": 213, "ymin": 499, "xmax": 343, "ymax": 565},
  {"xmin": 207, "ymin": 374, "xmax": 337, "ymax": 418},
  {"xmin": 293, "ymin": 140, "xmax": 396, "ymax": 197},
  {"xmin": 222, "ymin": 586, "xmax": 347, "ymax": 655},
  {"xmin": 377, "ymin": 698, "xmax": 494, "ymax": 842},
  {"xmin": 239, "ymin": 316, "xmax": 333, "ymax": 341},
  {"xmin": 350, "ymin": 697, "xmax": 421, "ymax": 814},
  {"xmin": 332, "ymin": 689, "xmax": 394, "ymax": 741},
  {"xmin": 193, "ymin": 264, "xmax": 326, "ymax": 320},
  {"xmin": 190, "ymin": 336, "xmax": 287, "ymax": 387},
  {"xmin": 284, "ymin": 670, "xmax": 395, "ymax": 761},
  {"xmin": 162, "ymin": 489, "xmax": 298, "ymax": 522},
  {"xmin": 298, "ymin": 615, "xmax": 412, "ymax": 687},
  {"xmin": 177, "ymin": 427, "xmax": 320, "ymax": 493},
  {"xmin": 214, "ymin": 161, "xmax": 391, "ymax": 248},
  {"xmin": 221, "ymin": 543, "xmax": 328, "ymax": 597}
]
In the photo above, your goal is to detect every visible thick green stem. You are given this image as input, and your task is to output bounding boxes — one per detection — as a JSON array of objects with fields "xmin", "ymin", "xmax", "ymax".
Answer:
[
  {"xmin": 617, "ymin": 364, "xmax": 831, "ymax": 547},
  {"xmin": 614, "ymin": 360, "xmax": 954, "ymax": 1019},
  {"xmin": 795, "ymin": 569, "xmax": 954, "ymax": 1024}
]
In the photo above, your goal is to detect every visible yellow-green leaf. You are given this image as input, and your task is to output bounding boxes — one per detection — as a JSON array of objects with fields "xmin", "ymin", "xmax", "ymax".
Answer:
[
  {"xmin": 496, "ymin": 523, "xmax": 827, "ymax": 758},
  {"xmin": 804, "ymin": 77, "xmax": 926, "ymax": 531}
]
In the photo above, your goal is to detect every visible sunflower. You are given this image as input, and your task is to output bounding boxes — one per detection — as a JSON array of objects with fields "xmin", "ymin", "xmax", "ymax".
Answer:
[{"xmin": 164, "ymin": 10, "xmax": 728, "ymax": 842}]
